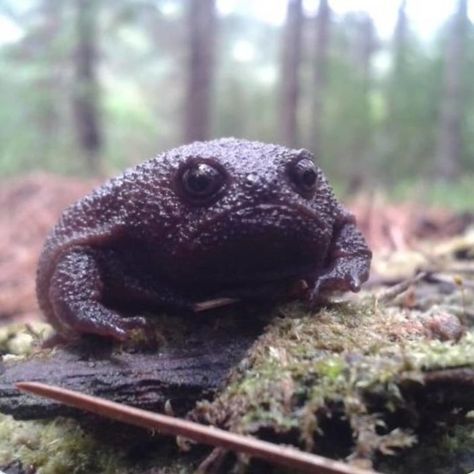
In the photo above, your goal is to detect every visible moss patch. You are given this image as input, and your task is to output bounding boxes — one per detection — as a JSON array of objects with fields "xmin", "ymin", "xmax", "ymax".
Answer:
[
  {"xmin": 0, "ymin": 415, "xmax": 128, "ymax": 474},
  {"xmin": 192, "ymin": 300, "xmax": 474, "ymax": 467},
  {"xmin": 1, "ymin": 298, "xmax": 473, "ymax": 472}
]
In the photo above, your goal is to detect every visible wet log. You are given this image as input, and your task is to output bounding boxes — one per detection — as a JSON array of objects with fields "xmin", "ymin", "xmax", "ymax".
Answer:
[{"xmin": 0, "ymin": 312, "xmax": 265, "ymax": 420}]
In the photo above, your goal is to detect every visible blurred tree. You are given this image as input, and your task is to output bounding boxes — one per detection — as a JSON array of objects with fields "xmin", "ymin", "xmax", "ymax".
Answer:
[
  {"xmin": 435, "ymin": 0, "xmax": 469, "ymax": 180},
  {"xmin": 184, "ymin": 0, "xmax": 216, "ymax": 143},
  {"xmin": 348, "ymin": 14, "xmax": 376, "ymax": 190},
  {"xmin": 381, "ymin": 0, "xmax": 440, "ymax": 182},
  {"xmin": 392, "ymin": 1, "xmax": 408, "ymax": 90},
  {"xmin": 0, "ymin": 0, "xmax": 472, "ymax": 189},
  {"xmin": 384, "ymin": 0, "xmax": 409, "ymax": 155},
  {"xmin": 321, "ymin": 12, "xmax": 377, "ymax": 185},
  {"xmin": 279, "ymin": 0, "xmax": 303, "ymax": 148},
  {"xmin": 72, "ymin": 0, "xmax": 103, "ymax": 175},
  {"xmin": 35, "ymin": 0, "xmax": 64, "ymax": 161},
  {"xmin": 310, "ymin": 0, "xmax": 331, "ymax": 158}
]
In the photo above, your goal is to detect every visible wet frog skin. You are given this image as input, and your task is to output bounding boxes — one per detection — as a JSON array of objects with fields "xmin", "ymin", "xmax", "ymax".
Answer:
[{"xmin": 36, "ymin": 138, "xmax": 371, "ymax": 340}]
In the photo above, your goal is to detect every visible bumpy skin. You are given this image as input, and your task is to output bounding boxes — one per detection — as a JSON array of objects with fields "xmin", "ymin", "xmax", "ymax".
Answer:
[{"xmin": 36, "ymin": 138, "xmax": 371, "ymax": 340}]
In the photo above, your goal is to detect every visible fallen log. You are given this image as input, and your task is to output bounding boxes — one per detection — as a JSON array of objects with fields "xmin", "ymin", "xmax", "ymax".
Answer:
[{"xmin": 0, "ymin": 311, "xmax": 265, "ymax": 420}]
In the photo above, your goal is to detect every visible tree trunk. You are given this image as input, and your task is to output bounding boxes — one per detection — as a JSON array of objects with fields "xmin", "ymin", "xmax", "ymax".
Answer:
[
  {"xmin": 386, "ymin": 1, "xmax": 408, "ymax": 128},
  {"xmin": 184, "ymin": 0, "xmax": 216, "ymax": 143},
  {"xmin": 279, "ymin": 0, "xmax": 304, "ymax": 148},
  {"xmin": 72, "ymin": 0, "xmax": 102, "ymax": 175},
  {"xmin": 347, "ymin": 15, "xmax": 376, "ymax": 192},
  {"xmin": 393, "ymin": 0, "xmax": 408, "ymax": 79},
  {"xmin": 310, "ymin": 0, "xmax": 331, "ymax": 158},
  {"xmin": 357, "ymin": 16, "xmax": 375, "ymax": 96},
  {"xmin": 37, "ymin": 0, "xmax": 63, "ymax": 162},
  {"xmin": 435, "ymin": 0, "xmax": 468, "ymax": 181}
]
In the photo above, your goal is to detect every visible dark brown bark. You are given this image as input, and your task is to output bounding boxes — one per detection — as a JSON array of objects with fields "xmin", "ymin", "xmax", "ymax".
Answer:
[
  {"xmin": 435, "ymin": 0, "xmax": 468, "ymax": 180},
  {"xmin": 0, "ymin": 315, "xmax": 264, "ymax": 420},
  {"xmin": 279, "ymin": 0, "xmax": 304, "ymax": 148},
  {"xmin": 72, "ymin": 0, "xmax": 103, "ymax": 175},
  {"xmin": 184, "ymin": 0, "xmax": 216, "ymax": 143},
  {"xmin": 310, "ymin": 0, "xmax": 331, "ymax": 157}
]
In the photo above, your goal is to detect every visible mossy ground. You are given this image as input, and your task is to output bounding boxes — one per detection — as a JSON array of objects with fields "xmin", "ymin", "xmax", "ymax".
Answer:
[
  {"xmin": 0, "ymin": 415, "xmax": 129, "ymax": 474},
  {"xmin": 0, "ymin": 285, "xmax": 473, "ymax": 473},
  {"xmin": 192, "ymin": 299, "xmax": 474, "ymax": 471}
]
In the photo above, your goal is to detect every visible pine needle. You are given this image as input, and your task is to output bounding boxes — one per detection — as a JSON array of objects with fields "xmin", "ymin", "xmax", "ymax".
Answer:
[{"xmin": 16, "ymin": 381, "xmax": 377, "ymax": 474}]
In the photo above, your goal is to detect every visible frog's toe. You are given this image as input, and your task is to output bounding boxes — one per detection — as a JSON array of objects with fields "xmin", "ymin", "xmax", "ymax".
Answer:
[
  {"xmin": 121, "ymin": 315, "xmax": 149, "ymax": 330},
  {"xmin": 348, "ymin": 275, "xmax": 361, "ymax": 292},
  {"xmin": 306, "ymin": 280, "xmax": 323, "ymax": 311}
]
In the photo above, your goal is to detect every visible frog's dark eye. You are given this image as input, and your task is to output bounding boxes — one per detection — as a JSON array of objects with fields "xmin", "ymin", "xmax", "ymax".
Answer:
[
  {"xmin": 181, "ymin": 162, "xmax": 225, "ymax": 202},
  {"xmin": 289, "ymin": 159, "xmax": 318, "ymax": 195}
]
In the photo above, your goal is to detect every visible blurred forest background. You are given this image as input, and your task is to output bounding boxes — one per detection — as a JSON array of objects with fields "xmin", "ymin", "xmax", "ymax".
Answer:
[{"xmin": 0, "ymin": 0, "xmax": 473, "ymax": 207}]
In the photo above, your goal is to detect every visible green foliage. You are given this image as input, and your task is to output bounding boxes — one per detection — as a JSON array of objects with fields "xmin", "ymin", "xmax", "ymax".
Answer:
[
  {"xmin": 0, "ymin": 0, "xmax": 473, "ymax": 197},
  {"xmin": 388, "ymin": 175, "xmax": 474, "ymax": 212}
]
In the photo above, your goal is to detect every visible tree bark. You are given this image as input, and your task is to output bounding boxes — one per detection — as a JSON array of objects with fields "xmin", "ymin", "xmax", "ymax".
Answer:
[
  {"xmin": 279, "ymin": 0, "xmax": 304, "ymax": 148},
  {"xmin": 435, "ymin": 0, "xmax": 468, "ymax": 181},
  {"xmin": 183, "ymin": 0, "xmax": 216, "ymax": 143},
  {"xmin": 72, "ymin": 0, "xmax": 103, "ymax": 175},
  {"xmin": 310, "ymin": 0, "xmax": 331, "ymax": 157}
]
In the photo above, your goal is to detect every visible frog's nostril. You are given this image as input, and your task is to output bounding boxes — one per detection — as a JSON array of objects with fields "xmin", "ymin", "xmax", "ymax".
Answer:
[{"xmin": 244, "ymin": 172, "xmax": 279, "ymax": 202}]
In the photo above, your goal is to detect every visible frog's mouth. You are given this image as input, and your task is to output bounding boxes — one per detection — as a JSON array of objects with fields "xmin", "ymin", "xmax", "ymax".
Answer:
[{"xmin": 167, "ymin": 203, "xmax": 330, "ymax": 287}]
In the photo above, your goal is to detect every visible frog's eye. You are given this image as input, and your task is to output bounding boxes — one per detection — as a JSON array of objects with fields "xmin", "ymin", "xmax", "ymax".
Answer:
[
  {"xmin": 289, "ymin": 159, "xmax": 318, "ymax": 196},
  {"xmin": 181, "ymin": 162, "xmax": 225, "ymax": 202}
]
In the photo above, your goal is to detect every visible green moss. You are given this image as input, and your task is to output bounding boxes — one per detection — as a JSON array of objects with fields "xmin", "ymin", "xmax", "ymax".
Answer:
[
  {"xmin": 0, "ymin": 322, "xmax": 53, "ymax": 356},
  {"xmin": 1, "ymin": 299, "xmax": 473, "ymax": 472},
  {"xmin": 378, "ymin": 421, "xmax": 474, "ymax": 474},
  {"xmin": 0, "ymin": 415, "xmax": 128, "ymax": 474},
  {"xmin": 193, "ymin": 301, "xmax": 474, "ymax": 463}
]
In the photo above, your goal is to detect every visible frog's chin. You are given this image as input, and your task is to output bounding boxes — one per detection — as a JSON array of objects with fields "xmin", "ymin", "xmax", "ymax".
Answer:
[{"xmin": 165, "ymin": 204, "xmax": 329, "ymax": 288}]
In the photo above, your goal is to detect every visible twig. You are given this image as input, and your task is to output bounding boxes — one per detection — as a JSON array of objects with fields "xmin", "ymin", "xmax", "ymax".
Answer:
[
  {"xmin": 16, "ymin": 382, "xmax": 377, "ymax": 474},
  {"xmin": 196, "ymin": 447, "xmax": 229, "ymax": 474},
  {"xmin": 378, "ymin": 272, "xmax": 427, "ymax": 304},
  {"xmin": 193, "ymin": 297, "xmax": 240, "ymax": 312},
  {"xmin": 192, "ymin": 279, "xmax": 310, "ymax": 313},
  {"xmin": 428, "ymin": 272, "xmax": 474, "ymax": 290}
]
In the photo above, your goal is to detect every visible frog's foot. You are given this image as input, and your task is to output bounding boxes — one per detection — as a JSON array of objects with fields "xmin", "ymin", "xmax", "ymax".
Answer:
[
  {"xmin": 306, "ymin": 272, "xmax": 362, "ymax": 311},
  {"xmin": 48, "ymin": 249, "xmax": 153, "ymax": 341},
  {"xmin": 52, "ymin": 299, "xmax": 149, "ymax": 341}
]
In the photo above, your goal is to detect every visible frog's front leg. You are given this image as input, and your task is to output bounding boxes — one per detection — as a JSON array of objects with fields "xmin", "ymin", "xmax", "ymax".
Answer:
[
  {"xmin": 49, "ymin": 249, "xmax": 151, "ymax": 340},
  {"xmin": 309, "ymin": 212, "xmax": 372, "ymax": 307}
]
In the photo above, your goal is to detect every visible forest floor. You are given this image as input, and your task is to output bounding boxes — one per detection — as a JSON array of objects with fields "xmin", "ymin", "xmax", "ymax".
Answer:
[{"xmin": 0, "ymin": 174, "xmax": 473, "ymax": 474}]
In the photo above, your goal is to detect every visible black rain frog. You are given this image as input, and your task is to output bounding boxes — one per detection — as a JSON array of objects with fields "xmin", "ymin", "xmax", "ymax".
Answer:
[{"xmin": 37, "ymin": 138, "xmax": 371, "ymax": 340}]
